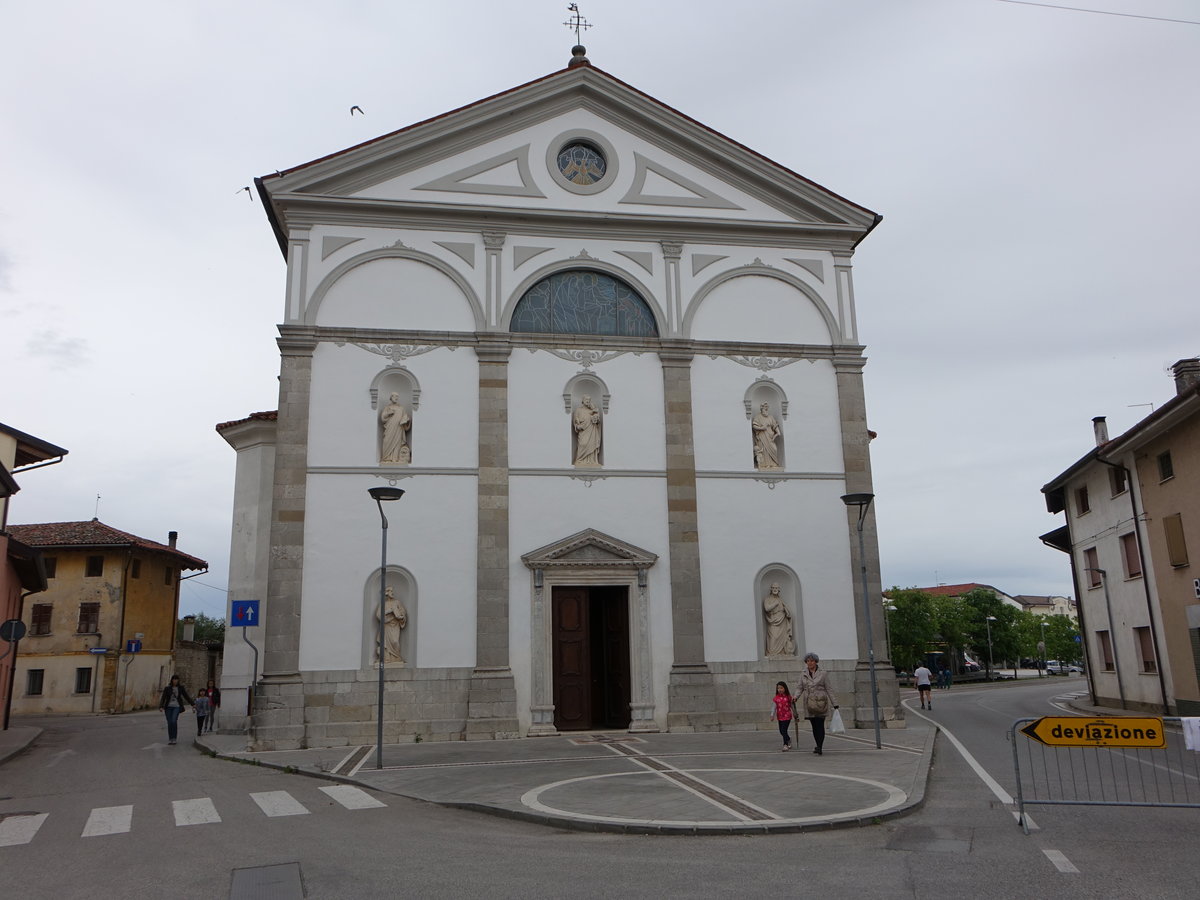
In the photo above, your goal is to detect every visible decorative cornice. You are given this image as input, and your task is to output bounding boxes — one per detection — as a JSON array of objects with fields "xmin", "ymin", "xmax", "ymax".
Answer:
[
  {"xmin": 334, "ymin": 341, "xmax": 445, "ymax": 363},
  {"xmin": 718, "ymin": 354, "xmax": 810, "ymax": 373},
  {"xmin": 537, "ymin": 347, "xmax": 629, "ymax": 370}
]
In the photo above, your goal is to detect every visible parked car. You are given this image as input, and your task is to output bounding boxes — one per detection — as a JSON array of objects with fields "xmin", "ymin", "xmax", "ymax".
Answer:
[{"xmin": 1045, "ymin": 660, "xmax": 1083, "ymax": 675}]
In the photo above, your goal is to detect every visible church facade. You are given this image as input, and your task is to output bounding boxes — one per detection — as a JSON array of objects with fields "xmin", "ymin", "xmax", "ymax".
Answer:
[{"xmin": 220, "ymin": 49, "xmax": 900, "ymax": 749}]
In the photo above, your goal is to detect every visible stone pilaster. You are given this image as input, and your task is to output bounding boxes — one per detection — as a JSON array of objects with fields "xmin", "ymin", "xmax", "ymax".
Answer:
[
  {"xmin": 482, "ymin": 231, "xmax": 506, "ymax": 329},
  {"xmin": 251, "ymin": 330, "xmax": 317, "ymax": 750},
  {"xmin": 467, "ymin": 339, "xmax": 519, "ymax": 738},
  {"xmin": 660, "ymin": 241, "xmax": 683, "ymax": 336},
  {"xmin": 659, "ymin": 344, "xmax": 716, "ymax": 730},
  {"xmin": 834, "ymin": 352, "xmax": 902, "ymax": 728}
]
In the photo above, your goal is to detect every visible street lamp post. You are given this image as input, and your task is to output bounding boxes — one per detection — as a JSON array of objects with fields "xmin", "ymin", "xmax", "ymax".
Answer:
[
  {"xmin": 368, "ymin": 486, "xmax": 406, "ymax": 769},
  {"xmin": 985, "ymin": 615, "xmax": 996, "ymax": 681},
  {"xmin": 841, "ymin": 492, "xmax": 881, "ymax": 750}
]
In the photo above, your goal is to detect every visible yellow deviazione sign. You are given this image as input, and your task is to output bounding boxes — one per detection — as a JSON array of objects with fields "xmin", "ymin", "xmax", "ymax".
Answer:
[{"xmin": 1020, "ymin": 716, "xmax": 1166, "ymax": 748}]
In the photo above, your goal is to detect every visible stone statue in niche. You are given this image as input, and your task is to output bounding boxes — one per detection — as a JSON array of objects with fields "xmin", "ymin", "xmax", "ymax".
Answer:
[
  {"xmin": 763, "ymin": 582, "xmax": 795, "ymax": 657},
  {"xmin": 374, "ymin": 586, "xmax": 408, "ymax": 665},
  {"xmin": 572, "ymin": 395, "xmax": 602, "ymax": 467},
  {"xmin": 751, "ymin": 402, "xmax": 781, "ymax": 470},
  {"xmin": 379, "ymin": 392, "xmax": 411, "ymax": 464}
]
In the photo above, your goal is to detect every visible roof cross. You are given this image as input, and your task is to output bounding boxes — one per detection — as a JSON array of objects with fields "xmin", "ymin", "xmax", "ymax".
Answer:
[{"xmin": 563, "ymin": 3, "xmax": 592, "ymax": 45}]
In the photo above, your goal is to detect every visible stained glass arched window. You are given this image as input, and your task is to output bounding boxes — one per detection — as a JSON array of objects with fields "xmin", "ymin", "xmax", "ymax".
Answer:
[{"xmin": 510, "ymin": 270, "xmax": 658, "ymax": 337}]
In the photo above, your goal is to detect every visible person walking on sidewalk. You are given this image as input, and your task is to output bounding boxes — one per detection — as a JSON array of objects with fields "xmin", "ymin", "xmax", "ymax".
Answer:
[
  {"xmin": 914, "ymin": 662, "xmax": 933, "ymax": 709},
  {"xmin": 770, "ymin": 681, "xmax": 795, "ymax": 751},
  {"xmin": 194, "ymin": 689, "xmax": 212, "ymax": 736},
  {"xmin": 205, "ymin": 679, "xmax": 221, "ymax": 733},
  {"xmin": 158, "ymin": 675, "xmax": 194, "ymax": 746},
  {"xmin": 797, "ymin": 652, "xmax": 838, "ymax": 755}
]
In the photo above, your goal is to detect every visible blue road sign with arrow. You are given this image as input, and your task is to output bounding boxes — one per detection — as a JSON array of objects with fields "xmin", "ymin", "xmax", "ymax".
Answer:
[{"xmin": 232, "ymin": 600, "xmax": 260, "ymax": 627}]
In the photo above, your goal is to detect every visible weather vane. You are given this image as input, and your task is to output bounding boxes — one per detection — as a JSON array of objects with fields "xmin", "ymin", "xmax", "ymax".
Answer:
[{"xmin": 564, "ymin": 3, "xmax": 592, "ymax": 45}]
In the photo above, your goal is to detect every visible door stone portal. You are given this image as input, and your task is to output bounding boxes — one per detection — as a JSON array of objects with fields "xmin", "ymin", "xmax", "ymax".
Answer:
[
  {"xmin": 552, "ymin": 586, "xmax": 631, "ymax": 731},
  {"xmin": 522, "ymin": 528, "xmax": 659, "ymax": 736}
]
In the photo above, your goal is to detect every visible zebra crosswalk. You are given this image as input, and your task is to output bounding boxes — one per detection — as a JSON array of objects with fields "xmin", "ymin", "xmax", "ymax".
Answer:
[{"xmin": 0, "ymin": 785, "xmax": 386, "ymax": 847}]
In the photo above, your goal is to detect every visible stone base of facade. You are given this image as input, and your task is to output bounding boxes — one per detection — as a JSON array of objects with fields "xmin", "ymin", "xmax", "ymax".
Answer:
[
  {"xmin": 464, "ymin": 667, "xmax": 520, "ymax": 740},
  {"xmin": 246, "ymin": 658, "xmax": 904, "ymax": 749},
  {"xmin": 250, "ymin": 666, "xmax": 479, "ymax": 750}
]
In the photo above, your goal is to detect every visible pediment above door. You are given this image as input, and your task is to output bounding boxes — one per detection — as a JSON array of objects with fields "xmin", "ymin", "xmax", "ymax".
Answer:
[{"xmin": 522, "ymin": 528, "xmax": 658, "ymax": 571}]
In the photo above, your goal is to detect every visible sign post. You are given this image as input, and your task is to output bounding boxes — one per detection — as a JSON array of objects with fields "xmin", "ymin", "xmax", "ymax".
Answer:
[
  {"xmin": 1020, "ymin": 716, "xmax": 1165, "ymax": 749},
  {"xmin": 232, "ymin": 600, "xmax": 261, "ymax": 716}
]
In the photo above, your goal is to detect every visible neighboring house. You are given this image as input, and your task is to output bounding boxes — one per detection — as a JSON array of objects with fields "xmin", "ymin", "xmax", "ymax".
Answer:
[
  {"xmin": 1013, "ymin": 594, "xmax": 1077, "ymax": 622},
  {"xmin": 220, "ymin": 46, "xmax": 899, "ymax": 751},
  {"xmin": 912, "ymin": 583, "xmax": 1025, "ymax": 611},
  {"xmin": 0, "ymin": 423, "xmax": 68, "ymax": 730},
  {"xmin": 1041, "ymin": 358, "xmax": 1200, "ymax": 715},
  {"xmin": 7, "ymin": 520, "xmax": 207, "ymax": 715}
]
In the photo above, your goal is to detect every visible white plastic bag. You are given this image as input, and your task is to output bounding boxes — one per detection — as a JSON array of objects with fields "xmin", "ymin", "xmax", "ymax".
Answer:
[{"xmin": 828, "ymin": 708, "xmax": 845, "ymax": 734}]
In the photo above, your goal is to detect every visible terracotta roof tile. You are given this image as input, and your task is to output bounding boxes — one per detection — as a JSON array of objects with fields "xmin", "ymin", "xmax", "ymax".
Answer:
[
  {"xmin": 7, "ymin": 520, "xmax": 207, "ymax": 570},
  {"xmin": 215, "ymin": 410, "xmax": 278, "ymax": 432}
]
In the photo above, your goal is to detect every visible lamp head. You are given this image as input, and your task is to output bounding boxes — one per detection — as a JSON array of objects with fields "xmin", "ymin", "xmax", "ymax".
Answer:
[
  {"xmin": 368, "ymin": 487, "xmax": 406, "ymax": 503},
  {"xmin": 840, "ymin": 492, "xmax": 875, "ymax": 509}
]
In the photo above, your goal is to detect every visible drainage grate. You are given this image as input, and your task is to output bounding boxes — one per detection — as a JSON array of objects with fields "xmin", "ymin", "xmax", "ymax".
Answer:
[{"xmin": 229, "ymin": 862, "xmax": 304, "ymax": 899}]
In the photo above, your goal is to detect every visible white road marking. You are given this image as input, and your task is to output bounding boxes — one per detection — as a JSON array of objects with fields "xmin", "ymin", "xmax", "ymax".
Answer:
[
  {"xmin": 1044, "ymin": 848, "xmax": 1080, "ymax": 873},
  {"xmin": 81, "ymin": 805, "xmax": 133, "ymax": 837},
  {"xmin": 250, "ymin": 791, "xmax": 310, "ymax": 817},
  {"xmin": 0, "ymin": 813, "xmax": 48, "ymax": 847},
  {"xmin": 172, "ymin": 798, "xmax": 222, "ymax": 826},
  {"xmin": 319, "ymin": 785, "xmax": 386, "ymax": 809}
]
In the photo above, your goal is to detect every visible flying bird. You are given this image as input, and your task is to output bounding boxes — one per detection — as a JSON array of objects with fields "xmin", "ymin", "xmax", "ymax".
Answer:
[
  {"xmin": 236, "ymin": 186, "xmax": 253, "ymax": 201},
  {"xmin": 350, "ymin": 105, "xmax": 365, "ymax": 116}
]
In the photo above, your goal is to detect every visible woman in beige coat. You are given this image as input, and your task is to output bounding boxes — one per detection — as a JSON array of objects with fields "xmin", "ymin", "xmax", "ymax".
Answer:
[{"xmin": 797, "ymin": 652, "xmax": 838, "ymax": 755}]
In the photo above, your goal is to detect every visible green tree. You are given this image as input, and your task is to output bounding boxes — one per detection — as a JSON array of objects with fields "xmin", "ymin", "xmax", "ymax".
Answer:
[
  {"xmin": 884, "ymin": 588, "xmax": 937, "ymax": 671},
  {"xmin": 1043, "ymin": 615, "xmax": 1081, "ymax": 664},
  {"xmin": 177, "ymin": 613, "xmax": 225, "ymax": 644},
  {"xmin": 931, "ymin": 593, "xmax": 974, "ymax": 671}
]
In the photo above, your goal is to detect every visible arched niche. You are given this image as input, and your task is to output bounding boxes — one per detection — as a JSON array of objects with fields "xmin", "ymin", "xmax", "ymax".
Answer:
[
  {"xmin": 745, "ymin": 379, "xmax": 788, "ymax": 470},
  {"xmin": 504, "ymin": 264, "xmax": 663, "ymax": 337},
  {"xmin": 684, "ymin": 266, "xmax": 839, "ymax": 344},
  {"xmin": 363, "ymin": 565, "xmax": 417, "ymax": 669},
  {"xmin": 306, "ymin": 246, "xmax": 484, "ymax": 330},
  {"xmin": 564, "ymin": 372, "xmax": 610, "ymax": 467},
  {"xmin": 370, "ymin": 367, "xmax": 420, "ymax": 465},
  {"xmin": 756, "ymin": 564, "xmax": 802, "ymax": 660}
]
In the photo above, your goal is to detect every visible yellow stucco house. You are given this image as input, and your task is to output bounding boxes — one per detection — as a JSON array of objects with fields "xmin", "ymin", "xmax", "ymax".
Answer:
[{"xmin": 7, "ymin": 520, "xmax": 206, "ymax": 715}]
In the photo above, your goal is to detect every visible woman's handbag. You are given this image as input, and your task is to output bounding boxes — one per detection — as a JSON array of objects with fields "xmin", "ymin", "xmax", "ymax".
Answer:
[
  {"xmin": 806, "ymin": 691, "xmax": 829, "ymax": 717},
  {"xmin": 829, "ymin": 708, "xmax": 846, "ymax": 734}
]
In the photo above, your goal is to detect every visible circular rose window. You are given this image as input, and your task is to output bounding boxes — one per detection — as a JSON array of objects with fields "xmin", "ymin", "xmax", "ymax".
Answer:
[{"xmin": 556, "ymin": 142, "xmax": 607, "ymax": 186}]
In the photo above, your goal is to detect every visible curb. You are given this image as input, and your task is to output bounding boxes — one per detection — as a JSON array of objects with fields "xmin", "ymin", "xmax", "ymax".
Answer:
[{"xmin": 197, "ymin": 732, "xmax": 936, "ymax": 836}]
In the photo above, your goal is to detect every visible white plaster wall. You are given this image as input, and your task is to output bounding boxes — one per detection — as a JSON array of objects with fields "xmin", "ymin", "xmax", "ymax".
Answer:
[
  {"xmin": 507, "ymin": 351, "xmax": 666, "ymax": 471},
  {"xmin": 697, "ymin": 478, "xmax": 858, "ymax": 663},
  {"xmin": 299, "ymin": 474, "xmax": 478, "ymax": 670},
  {"xmin": 687, "ymin": 273, "xmax": 833, "ymax": 344},
  {"xmin": 508, "ymin": 474, "xmax": 673, "ymax": 732},
  {"xmin": 221, "ymin": 436, "xmax": 275, "ymax": 700},
  {"xmin": 1068, "ymin": 461, "xmax": 1163, "ymax": 708},
  {"xmin": 307, "ymin": 342, "xmax": 478, "ymax": 470},
  {"xmin": 313, "ymin": 256, "xmax": 478, "ymax": 331},
  {"xmin": 358, "ymin": 109, "xmax": 794, "ymax": 223},
  {"xmin": 690, "ymin": 357, "xmax": 845, "ymax": 473}
]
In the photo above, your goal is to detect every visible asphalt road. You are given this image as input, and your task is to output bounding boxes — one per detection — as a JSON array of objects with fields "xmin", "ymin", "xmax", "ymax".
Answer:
[{"xmin": 2, "ymin": 679, "xmax": 1198, "ymax": 899}]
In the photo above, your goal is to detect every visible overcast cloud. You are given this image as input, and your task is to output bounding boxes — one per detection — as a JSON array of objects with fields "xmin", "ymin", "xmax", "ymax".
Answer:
[{"xmin": 2, "ymin": 1, "xmax": 1197, "ymax": 620}]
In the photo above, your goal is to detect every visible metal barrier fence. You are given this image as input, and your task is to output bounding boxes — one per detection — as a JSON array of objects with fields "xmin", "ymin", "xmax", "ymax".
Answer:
[{"xmin": 1010, "ymin": 716, "xmax": 1200, "ymax": 834}]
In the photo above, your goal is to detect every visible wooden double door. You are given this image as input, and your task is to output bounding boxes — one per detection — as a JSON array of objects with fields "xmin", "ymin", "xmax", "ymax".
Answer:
[{"xmin": 551, "ymin": 586, "xmax": 632, "ymax": 731}]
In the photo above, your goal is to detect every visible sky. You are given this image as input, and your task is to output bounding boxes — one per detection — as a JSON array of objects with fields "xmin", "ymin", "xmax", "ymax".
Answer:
[{"xmin": 2, "ymin": 1, "xmax": 1198, "ymax": 621}]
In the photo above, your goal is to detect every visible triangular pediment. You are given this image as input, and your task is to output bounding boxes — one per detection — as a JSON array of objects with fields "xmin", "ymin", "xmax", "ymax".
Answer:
[
  {"xmin": 258, "ymin": 65, "xmax": 879, "ymax": 248},
  {"xmin": 522, "ymin": 528, "xmax": 658, "ymax": 570}
]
